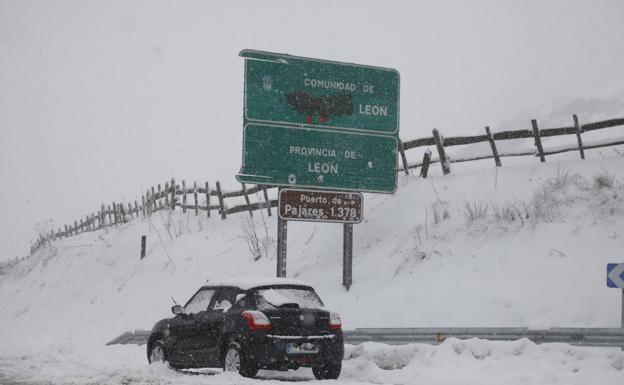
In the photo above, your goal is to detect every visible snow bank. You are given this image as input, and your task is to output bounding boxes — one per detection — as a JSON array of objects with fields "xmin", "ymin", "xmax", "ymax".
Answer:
[
  {"xmin": 0, "ymin": 340, "xmax": 621, "ymax": 385},
  {"xmin": 341, "ymin": 339, "xmax": 624, "ymax": 385}
]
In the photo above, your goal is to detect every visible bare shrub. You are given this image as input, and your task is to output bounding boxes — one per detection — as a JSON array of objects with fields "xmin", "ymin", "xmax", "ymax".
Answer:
[
  {"xmin": 463, "ymin": 201, "xmax": 488, "ymax": 224},
  {"xmin": 431, "ymin": 200, "xmax": 450, "ymax": 224},
  {"xmin": 551, "ymin": 167, "xmax": 572, "ymax": 190},
  {"xmin": 241, "ymin": 217, "xmax": 270, "ymax": 261},
  {"xmin": 593, "ymin": 172, "xmax": 615, "ymax": 190},
  {"xmin": 491, "ymin": 201, "xmax": 527, "ymax": 224},
  {"xmin": 0, "ymin": 256, "xmax": 26, "ymax": 276}
]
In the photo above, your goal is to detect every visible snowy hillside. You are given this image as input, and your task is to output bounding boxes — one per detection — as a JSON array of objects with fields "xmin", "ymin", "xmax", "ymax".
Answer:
[
  {"xmin": 2, "ymin": 154, "xmax": 624, "ymax": 351},
  {"xmin": 1, "ymin": 153, "xmax": 624, "ymax": 384}
]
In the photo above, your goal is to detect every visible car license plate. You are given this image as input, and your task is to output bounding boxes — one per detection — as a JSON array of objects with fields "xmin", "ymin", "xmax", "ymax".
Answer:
[{"xmin": 286, "ymin": 342, "xmax": 319, "ymax": 354}]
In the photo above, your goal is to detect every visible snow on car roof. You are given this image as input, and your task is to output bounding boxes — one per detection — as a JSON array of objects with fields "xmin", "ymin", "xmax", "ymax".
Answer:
[{"xmin": 203, "ymin": 276, "xmax": 313, "ymax": 290}]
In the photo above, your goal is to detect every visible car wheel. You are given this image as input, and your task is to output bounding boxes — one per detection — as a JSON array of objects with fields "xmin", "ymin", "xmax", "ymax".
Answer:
[
  {"xmin": 223, "ymin": 342, "xmax": 258, "ymax": 378},
  {"xmin": 148, "ymin": 340, "xmax": 168, "ymax": 365},
  {"xmin": 312, "ymin": 361, "xmax": 341, "ymax": 380}
]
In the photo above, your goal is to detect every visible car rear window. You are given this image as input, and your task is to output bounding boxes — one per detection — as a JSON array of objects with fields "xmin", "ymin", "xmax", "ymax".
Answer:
[{"xmin": 256, "ymin": 286, "xmax": 324, "ymax": 309}]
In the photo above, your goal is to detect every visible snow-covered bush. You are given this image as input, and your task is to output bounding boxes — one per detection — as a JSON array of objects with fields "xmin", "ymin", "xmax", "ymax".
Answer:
[
  {"xmin": 593, "ymin": 171, "xmax": 615, "ymax": 190},
  {"xmin": 463, "ymin": 201, "xmax": 488, "ymax": 224},
  {"xmin": 490, "ymin": 201, "xmax": 528, "ymax": 224}
]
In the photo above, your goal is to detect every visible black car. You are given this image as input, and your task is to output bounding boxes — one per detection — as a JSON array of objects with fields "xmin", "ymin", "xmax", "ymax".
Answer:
[{"xmin": 147, "ymin": 277, "xmax": 344, "ymax": 379}]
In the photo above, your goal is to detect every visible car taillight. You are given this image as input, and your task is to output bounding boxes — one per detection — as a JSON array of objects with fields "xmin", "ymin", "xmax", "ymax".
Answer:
[
  {"xmin": 242, "ymin": 310, "xmax": 271, "ymax": 331},
  {"xmin": 329, "ymin": 313, "xmax": 341, "ymax": 331}
]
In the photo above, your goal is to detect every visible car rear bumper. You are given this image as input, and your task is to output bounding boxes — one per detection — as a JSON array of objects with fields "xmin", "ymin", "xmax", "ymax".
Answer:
[{"xmin": 242, "ymin": 332, "xmax": 344, "ymax": 370}]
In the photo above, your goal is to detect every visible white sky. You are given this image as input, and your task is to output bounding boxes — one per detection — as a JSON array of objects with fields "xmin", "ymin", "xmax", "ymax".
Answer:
[{"xmin": 1, "ymin": 0, "xmax": 624, "ymax": 260}]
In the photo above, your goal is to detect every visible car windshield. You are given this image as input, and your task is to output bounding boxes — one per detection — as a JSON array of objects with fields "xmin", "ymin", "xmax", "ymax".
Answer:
[{"xmin": 255, "ymin": 286, "xmax": 324, "ymax": 309}]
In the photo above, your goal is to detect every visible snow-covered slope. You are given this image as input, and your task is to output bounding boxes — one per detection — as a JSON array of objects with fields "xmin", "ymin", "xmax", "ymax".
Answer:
[{"xmin": 1, "ymin": 152, "xmax": 624, "ymax": 355}]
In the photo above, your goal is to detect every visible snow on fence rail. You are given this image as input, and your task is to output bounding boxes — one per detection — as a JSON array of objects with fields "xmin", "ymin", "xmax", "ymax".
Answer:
[
  {"xmin": 30, "ymin": 114, "xmax": 624, "ymax": 252},
  {"xmin": 106, "ymin": 328, "xmax": 624, "ymax": 348}
]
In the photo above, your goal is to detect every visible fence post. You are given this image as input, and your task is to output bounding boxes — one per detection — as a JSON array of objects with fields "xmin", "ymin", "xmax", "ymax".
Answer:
[
  {"xmin": 74, "ymin": 220, "xmax": 78, "ymax": 234},
  {"xmin": 485, "ymin": 126, "xmax": 501, "ymax": 167},
  {"xmin": 140, "ymin": 235, "xmax": 146, "ymax": 260},
  {"xmin": 398, "ymin": 139, "xmax": 409, "ymax": 175},
  {"xmin": 127, "ymin": 203, "xmax": 133, "ymax": 219},
  {"xmin": 165, "ymin": 182, "xmax": 171, "ymax": 208},
  {"xmin": 193, "ymin": 181, "xmax": 199, "ymax": 216},
  {"xmin": 573, "ymin": 114, "xmax": 585, "ymax": 160},
  {"xmin": 146, "ymin": 193, "xmax": 152, "ymax": 216},
  {"xmin": 108, "ymin": 205, "xmax": 113, "ymax": 225},
  {"xmin": 141, "ymin": 196, "xmax": 146, "ymax": 217},
  {"xmin": 170, "ymin": 178, "xmax": 176, "ymax": 210},
  {"xmin": 182, "ymin": 180, "xmax": 187, "ymax": 213},
  {"xmin": 420, "ymin": 149, "xmax": 432, "ymax": 178},
  {"xmin": 205, "ymin": 181, "xmax": 211, "ymax": 218},
  {"xmin": 120, "ymin": 203, "xmax": 126, "ymax": 223},
  {"xmin": 262, "ymin": 186, "xmax": 272, "ymax": 216},
  {"xmin": 432, "ymin": 128, "xmax": 450, "ymax": 175},
  {"xmin": 531, "ymin": 119, "xmax": 546, "ymax": 162},
  {"xmin": 241, "ymin": 183, "xmax": 253, "ymax": 217},
  {"xmin": 151, "ymin": 187, "xmax": 156, "ymax": 212},
  {"xmin": 216, "ymin": 181, "xmax": 226, "ymax": 220},
  {"xmin": 134, "ymin": 201, "xmax": 139, "ymax": 217}
]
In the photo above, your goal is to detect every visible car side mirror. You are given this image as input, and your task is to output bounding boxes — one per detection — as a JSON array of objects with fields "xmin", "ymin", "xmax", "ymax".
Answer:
[{"xmin": 171, "ymin": 305, "xmax": 183, "ymax": 315}]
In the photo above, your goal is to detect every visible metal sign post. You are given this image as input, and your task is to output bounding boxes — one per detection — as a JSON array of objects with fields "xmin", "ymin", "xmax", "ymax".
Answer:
[
  {"xmin": 343, "ymin": 224, "xmax": 353, "ymax": 290},
  {"xmin": 606, "ymin": 263, "xmax": 624, "ymax": 349},
  {"xmin": 277, "ymin": 212, "xmax": 288, "ymax": 277}
]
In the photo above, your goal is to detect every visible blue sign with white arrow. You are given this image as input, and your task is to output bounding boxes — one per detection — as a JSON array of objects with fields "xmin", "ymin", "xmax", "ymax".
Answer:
[{"xmin": 607, "ymin": 263, "xmax": 624, "ymax": 288}]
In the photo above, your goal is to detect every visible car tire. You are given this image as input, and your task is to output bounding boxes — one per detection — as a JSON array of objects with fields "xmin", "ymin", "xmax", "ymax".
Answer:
[
  {"xmin": 223, "ymin": 342, "xmax": 258, "ymax": 378},
  {"xmin": 312, "ymin": 361, "xmax": 341, "ymax": 380},
  {"xmin": 147, "ymin": 340, "xmax": 169, "ymax": 365}
]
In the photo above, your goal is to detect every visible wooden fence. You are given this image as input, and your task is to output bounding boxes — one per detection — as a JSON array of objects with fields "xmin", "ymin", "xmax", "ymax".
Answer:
[
  {"xmin": 398, "ymin": 115, "xmax": 624, "ymax": 177},
  {"xmin": 30, "ymin": 114, "xmax": 624, "ymax": 252},
  {"xmin": 30, "ymin": 180, "xmax": 278, "ymax": 252}
]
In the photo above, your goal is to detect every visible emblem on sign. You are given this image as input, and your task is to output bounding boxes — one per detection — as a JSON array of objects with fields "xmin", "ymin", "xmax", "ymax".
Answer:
[{"xmin": 262, "ymin": 75, "xmax": 272, "ymax": 91}]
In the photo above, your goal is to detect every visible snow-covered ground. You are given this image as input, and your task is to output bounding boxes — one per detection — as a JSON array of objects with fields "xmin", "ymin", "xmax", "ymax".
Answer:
[
  {"xmin": 0, "ymin": 340, "xmax": 622, "ymax": 385},
  {"xmin": 1, "ymin": 149, "xmax": 624, "ymax": 384}
]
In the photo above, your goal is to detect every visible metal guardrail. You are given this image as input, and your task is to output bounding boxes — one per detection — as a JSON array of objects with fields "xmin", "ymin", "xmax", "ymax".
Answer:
[
  {"xmin": 346, "ymin": 328, "xmax": 624, "ymax": 348},
  {"xmin": 107, "ymin": 328, "xmax": 624, "ymax": 348}
]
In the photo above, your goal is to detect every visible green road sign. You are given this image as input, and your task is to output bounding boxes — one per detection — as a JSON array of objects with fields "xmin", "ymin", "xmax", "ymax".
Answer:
[
  {"xmin": 236, "ymin": 123, "xmax": 398, "ymax": 193},
  {"xmin": 241, "ymin": 50, "xmax": 400, "ymax": 135}
]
